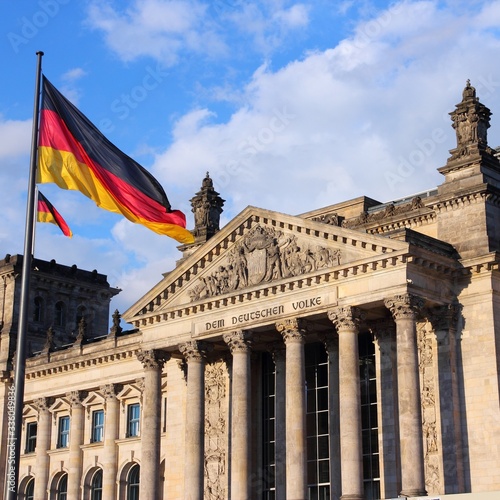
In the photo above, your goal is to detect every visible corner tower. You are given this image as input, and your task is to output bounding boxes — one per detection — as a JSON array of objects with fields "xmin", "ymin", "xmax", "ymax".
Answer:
[{"xmin": 437, "ymin": 80, "xmax": 500, "ymax": 258}]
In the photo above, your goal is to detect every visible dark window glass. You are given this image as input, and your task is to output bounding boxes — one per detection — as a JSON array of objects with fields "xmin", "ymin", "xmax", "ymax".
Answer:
[
  {"xmin": 91, "ymin": 469, "xmax": 103, "ymax": 500},
  {"xmin": 92, "ymin": 410, "xmax": 104, "ymax": 443},
  {"xmin": 127, "ymin": 464, "xmax": 140, "ymax": 500},
  {"xmin": 57, "ymin": 474, "xmax": 68, "ymax": 500},
  {"xmin": 57, "ymin": 416, "xmax": 70, "ymax": 448},
  {"xmin": 33, "ymin": 297, "xmax": 43, "ymax": 322},
  {"xmin": 25, "ymin": 421, "xmax": 37, "ymax": 453},
  {"xmin": 55, "ymin": 301, "xmax": 66, "ymax": 327},
  {"xmin": 127, "ymin": 403, "xmax": 140, "ymax": 437},
  {"xmin": 25, "ymin": 477, "xmax": 35, "ymax": 500},
  {"xmin": 261, "ymin": 352, "xmax": 276, "ymax": 497}
]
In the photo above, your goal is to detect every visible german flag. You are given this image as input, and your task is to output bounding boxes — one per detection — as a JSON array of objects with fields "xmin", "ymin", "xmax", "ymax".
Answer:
[
  {"xmin": 37, "ymin": 190, "xmax": 73, "ymax": 237},
  {"xmin": 37, "ymin": 76, "xmax": 194, "ymax": 244}
]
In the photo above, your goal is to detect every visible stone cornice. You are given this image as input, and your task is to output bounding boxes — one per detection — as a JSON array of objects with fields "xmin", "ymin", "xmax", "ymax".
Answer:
[
  {"xmin": 131, "ymin": 250, "xmax": 414, "ymax": 328},
  {"xmin": 25, "ymin": 346, "xmax": 140, "ymax": 380},
  {"xmin": 459, "ymin": 252, "xmax": 500, "ymax": 275}
]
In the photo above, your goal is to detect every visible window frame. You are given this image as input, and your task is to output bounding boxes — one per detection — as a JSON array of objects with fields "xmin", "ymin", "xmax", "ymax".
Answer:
[
  {"xmin": 91, "ymin": 409, "xmax": 104, "ymax": 443},
  {"xmin": 57, "ymin": 415, "xmax": 70, "ymax": 448},
  {"xmin": 126, "ymin": 403, "xmax": 140, "ymax": 438},
  {"xmin": 25, "ymin": 421, "xmax": 37, "ymax": 453}
]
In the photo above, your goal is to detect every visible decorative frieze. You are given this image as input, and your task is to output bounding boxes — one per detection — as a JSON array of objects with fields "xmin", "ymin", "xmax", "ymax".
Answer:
[
  {"xmin": 189, "ymin": 224, "xmax": 342, "ymax": 301},
  {"xmin": 204, "ymin": 361, "xmax": 228, "ymax": 499}
]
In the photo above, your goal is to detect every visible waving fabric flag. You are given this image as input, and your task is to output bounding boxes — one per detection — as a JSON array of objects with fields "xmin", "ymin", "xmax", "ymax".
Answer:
[
  {"xmin": 37, "ymin": 76, "xmax": 194, "ymax": 244},
  {"xmin": 37, "ymin": 190, "xmax": 73, "ymax": 237}
]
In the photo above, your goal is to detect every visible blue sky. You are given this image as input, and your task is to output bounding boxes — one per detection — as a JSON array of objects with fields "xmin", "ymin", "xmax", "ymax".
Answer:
[{"xmin": 2, "ymin": 0, "xmax": 500, "ymax": 326}]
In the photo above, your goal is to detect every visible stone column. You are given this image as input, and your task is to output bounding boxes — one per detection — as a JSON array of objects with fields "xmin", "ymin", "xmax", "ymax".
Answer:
[
  {"xmin": 179, "ymin": 341, "xmax": 209, "ymax": 500},
  {"xmin": 67, "ymin": 391, "xmax": 86, "ymax": 500},
  {"xmin": 370, "ymin": 319, "xmax": 400, "ymax": 499},
  {"xmin": 224, "ymin": 330, "xmax": 252, "ymax": 500},
  {"xmin": 385, "ymin": 293, "xmax": 426, "ymax": 497},
  {"xmin": 33, "ymin": 397, "xmax": 53, "ymax": 500},
  {"xmin": 275, "ymin": 318, "xmax": 307, "ymax": 500},
  {"xmin": 328, "ymin": 306, "xmax": 364, "ymax": 500},
  {"xmin": 100, "ymin": 383, "xmax": 122, "ymax": 499},
  {"xmin": 136, "ymin": 349, "xmax": 170, "ymax": 500},
  {"xmin": 321, "ymin": 334, "xmax": 341, "ymax": 500}
]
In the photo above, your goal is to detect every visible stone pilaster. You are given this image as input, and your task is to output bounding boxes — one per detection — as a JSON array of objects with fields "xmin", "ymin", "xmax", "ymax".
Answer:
[
  {"xmin": 370, "ymin": 319, "xmax": 400, "ymax": 498},
  {"xmin": 100, "ymin": 384, "xmax": 122, "ymax": 499},
  {"xmin": 224, "ymin": 330, "xmax": 252, "ymax": 500},
  {"xmin": 275, "ymin": 318, "xmax": 307, "ymax": 500},
  {"xmin": 33, "ymin": 397, "xmax": 53, "ymax": 500},
  {"xmin": 179, "ymin": 340, "xmax": 209, "ymax": 500},
  {"xmin": 67, "ymin": 391, "xmax": 86, "ymax": 500},
  {"xmin": 136, "ymin": 349, "xmax": 170, "ymax": 500},
  {"xmin": 385, "ymin": 293, "xmax": 426, "ymax": 497},
  {"xmin": 328, "ymin": 306, "xmax": 364, "ymax": 500}
]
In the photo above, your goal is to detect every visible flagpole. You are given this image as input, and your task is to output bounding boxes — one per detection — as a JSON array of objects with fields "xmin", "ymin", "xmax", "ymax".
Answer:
[{"xmin": 4, "ymin": 51, "xmax": 44, "ymax": 500}]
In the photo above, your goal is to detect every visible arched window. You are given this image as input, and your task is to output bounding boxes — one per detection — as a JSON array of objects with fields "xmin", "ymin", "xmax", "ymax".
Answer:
[
  {"xmin": 90, "ymin": 469, "xmax": 103, "ymax": 500},
  {"xmin": 56, "ymin": 473, "xmax": 68, "ymax": 500},
  {"xmin": 127, "ymin": 464, "xmax": 140, "ymax": 500},
  {"xmin": 55, "ymin": 301, "xmax": 66, "ymax": 327},
  {"xmin": 33, "ymin": 297, "xmax": 44, "ymax": 322},
  {"xmin": 25, "ymin": 477, "xmax": 35, "ymax": 500}
]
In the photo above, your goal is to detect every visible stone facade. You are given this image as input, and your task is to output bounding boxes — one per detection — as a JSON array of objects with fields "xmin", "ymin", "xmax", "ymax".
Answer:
[{"xmin": 2, "ymin": 82, "xmax": 500, "ymax": 499}]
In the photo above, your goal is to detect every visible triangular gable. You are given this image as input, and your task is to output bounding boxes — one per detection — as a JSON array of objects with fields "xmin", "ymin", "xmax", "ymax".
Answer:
[{"xmin": 123, "ymin": 206, "xmax": 409, "ymax": 323}]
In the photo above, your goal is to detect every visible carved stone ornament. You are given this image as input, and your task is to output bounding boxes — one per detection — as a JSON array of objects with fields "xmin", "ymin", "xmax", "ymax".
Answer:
[
  {"xmin": 223, "ymin": 330, "xmax": 252, "ymax": 354},
  {"xmin": 384, "ymin": 293, "xmax": 425, "ymax": 321},
  {"xmin": 100, "ymin": 383, "xmax": 123, "ymax": 401},
  {"xmin": 34, "ymin": 396, "xmax": 54, "ymax": 413},
  {"xmin": 328, "ymin": 306, "xmax": 364, "ymax": 332},
  {"xmin": 136, "ymin": 349, "xmax": 170, "ymax": 370},
  {"xmin": 189, "ymin": 224, "xmax": 342, "ymax": 301},
  {"xmin": 204, "ymin": 361, "xmax": 228, "ymax": 499},
  {"xmin": 275, "ymin": 317, "xmax": 306, "ymax": 343},
  {"xmin": 67, "ymin": 390, "xmax": 87, "ymax": 407},
  {"xmin": 179, "ymin": 340, "xmax": 211, "ymax": 362}
]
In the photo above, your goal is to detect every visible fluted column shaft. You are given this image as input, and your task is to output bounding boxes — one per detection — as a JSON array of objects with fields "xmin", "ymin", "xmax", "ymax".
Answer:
[
  {"xmin": 272, "ymin": 347, "xmax": 287, "ymax": 500},
  {"xmin": 137, "ymin": 349, "xmax": 169, "ymax": 500},
  {"xmin": 385, "ymin": 294, "xmax": 426, "ymax": 497},
  {"xmin": 329, "ymin": 306, "xmax": 364, "ymax": 500},
  {"xmin": 33, "ymin": 398, "xmax": 52, "ymax": 500},
  {"xmin": 224, "ymin": 331, "xmax": 252, "ymax": 500},
  {"xmin": 67, "ymin": 391, "xmax": 85, "ymax": 499},
  {"xmin": 276, "ymin": 318, "xmax": 307, "ymax": 500},
  {"xmin": 179, "ymin": 341, "xmax": 208, "ymax": 500},
  {"xmin": 101, "ymin": 384, "xmax": 121, "ymax": 499}
]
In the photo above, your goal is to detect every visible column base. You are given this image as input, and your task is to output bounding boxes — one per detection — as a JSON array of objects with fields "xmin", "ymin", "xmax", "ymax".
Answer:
[
  {"xmin": 340, "ymin": 495, "xmax": 364, "ymax": 500},
  {"xmin": 400, "ymin": 489, "xmax": 427, "ymax": 497}
]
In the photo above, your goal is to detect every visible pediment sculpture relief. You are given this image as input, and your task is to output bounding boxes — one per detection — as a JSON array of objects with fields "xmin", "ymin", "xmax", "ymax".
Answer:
[{"xmin": 189, "ymin": 224, "xmax": 341, "ymax": 301}]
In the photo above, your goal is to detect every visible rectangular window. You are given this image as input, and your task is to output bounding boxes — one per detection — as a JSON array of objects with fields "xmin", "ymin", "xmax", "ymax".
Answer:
[
  {"xmin": 25, "ymin": 421, "xmax": 37, "ymax": 453},
  {"xmin": 57, "ymin": 415, "xmax": 70, "ymax": 448},
  {"xmin": 127, "ymin": 403, "xmax": 140, "ymax": 437},
  {"xmin": 92, "ymin": 409, "xmax": 104, "ymax": 443}
]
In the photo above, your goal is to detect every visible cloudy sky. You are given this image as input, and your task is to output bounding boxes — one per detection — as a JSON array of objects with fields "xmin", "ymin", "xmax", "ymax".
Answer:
[{"xmin": 2, "ymin": 0, "xmax": 500, "ymax": 326}]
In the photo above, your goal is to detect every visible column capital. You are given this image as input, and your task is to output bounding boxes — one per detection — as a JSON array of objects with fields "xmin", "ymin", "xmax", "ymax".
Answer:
[
  {"xmin": 179, "ymin": 340, "xmax": 211, "ymax": 362},
  {"xmin": 275, "ymin": 317, "xmax": 306, "ymax": 343},
  {"xmin": 426, "ymin": 302, "xmax": 460, "ymax": 333},
  {"xmin": 33, "ymin": 396, "xmax": 54, "ymax": 413},
  {"xmin": 66, "ymin": 390, "xmax": 87, "ymax": 408},
  {"xmin": 136, "ymin": 349, "xmax": 170, "ymax": 370},
  {"xmin": 100, "ymin": 383, "xmax": 123, "ymax": 401},
  {"xmin": 384, "ymin": 293, "xmax": 425, "ymax": 321},
  {"xmin": 223, "ymin": 330, "xmax": 252, "ymax": 353},
  {"xmin": 328, "ymin": 305, "xmax": 364, "ymax": 332}
]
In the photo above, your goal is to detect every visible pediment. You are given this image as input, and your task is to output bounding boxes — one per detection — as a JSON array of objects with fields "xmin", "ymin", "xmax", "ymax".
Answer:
[{"xmin": 123, "ymin": 206, "xmax": 409, "ymax": 323}]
